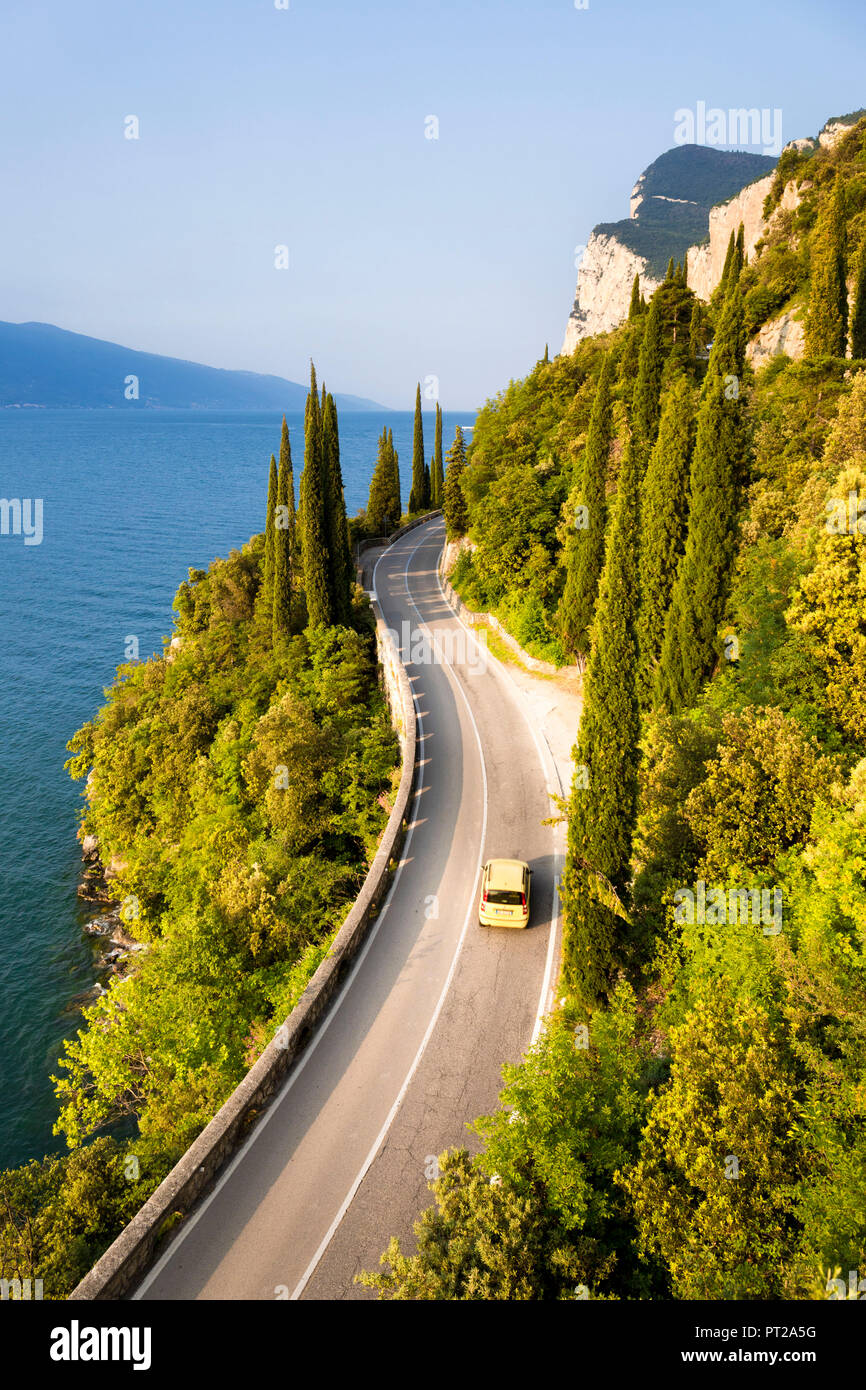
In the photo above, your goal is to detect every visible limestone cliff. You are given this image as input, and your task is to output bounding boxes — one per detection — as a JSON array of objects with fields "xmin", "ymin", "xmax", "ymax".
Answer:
[
  {"xmin": 562, "ymin": 234, "xmax": 661, "ymax": 354},
  {"xmin": 561, "ymin": 145, "xmax": 776, "ymax": 353}
]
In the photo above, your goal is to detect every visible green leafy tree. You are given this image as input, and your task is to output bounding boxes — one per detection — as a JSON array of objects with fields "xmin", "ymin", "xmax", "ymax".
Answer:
[
  {"xmin": 787, "ymin": 463, "xmax": 866, "ymax": 743},
  {"xmin": 684, "ymin": 705, "xmax": 839, "ymax": 878},
  {"xmin": 560, "ymin": 428, "xmax": 641, "ymax": 1009},
  {"xmin": 636, "ymin": 376, "xmax": 693, "ymax": 701},
  {"xmin": 623, "ymin": 984, "xmax": 804, "ymax": 1298},
  {"xmin": 359, "ymin": 986, "xmax": 654, "ymax": 1300},
  {"xmin": 850, "ymin": 231, "xmax": 866, "ymax": 359},
  {"xmin": 558, "ymin": 354, "xmax": 614, "ymax": 662},
  {"xmin": 443, "ymin": 425, "xmax": 469, "ymax": 540}
]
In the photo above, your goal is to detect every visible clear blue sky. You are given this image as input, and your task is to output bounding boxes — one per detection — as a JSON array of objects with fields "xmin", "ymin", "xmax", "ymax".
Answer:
[{"xmin": 1, "ymin": 0, "xmax": 864, "ymax": 409}]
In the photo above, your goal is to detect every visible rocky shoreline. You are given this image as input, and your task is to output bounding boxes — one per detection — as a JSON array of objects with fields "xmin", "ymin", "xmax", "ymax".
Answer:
[{"xmin": 77, "ymin": 831, "xmax": 145, "ymax": 997}]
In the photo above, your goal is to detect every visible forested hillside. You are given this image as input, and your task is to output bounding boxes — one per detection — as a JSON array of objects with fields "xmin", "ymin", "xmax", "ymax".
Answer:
[
  {"xmin": 365, "ymin": 117, "xmax": 866, "ymax": 1300},
  {"xmin": 0, "ymin": 371, "xmax": 399, "ymax": 1296}
]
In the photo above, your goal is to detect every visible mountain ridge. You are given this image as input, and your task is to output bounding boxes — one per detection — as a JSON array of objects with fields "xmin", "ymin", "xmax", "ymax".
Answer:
[{"xmin": 0, "ymin": 320, "xmax": 387, "ymax": 411}]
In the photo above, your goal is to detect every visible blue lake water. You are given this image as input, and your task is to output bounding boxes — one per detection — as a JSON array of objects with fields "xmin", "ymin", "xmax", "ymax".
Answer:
[{"xmin": 0, "ymin": 406, "xmax": 473, "ymax": 1170}]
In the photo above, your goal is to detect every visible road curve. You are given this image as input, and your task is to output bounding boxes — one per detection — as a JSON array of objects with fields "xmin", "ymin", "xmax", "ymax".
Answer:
[{"xmin": 134, "ymin": 517, "xmax": 561, "ymax": 1302}]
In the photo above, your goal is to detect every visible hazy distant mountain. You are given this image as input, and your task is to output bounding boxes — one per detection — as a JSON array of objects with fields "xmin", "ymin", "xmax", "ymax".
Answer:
[{"xmin": 0, "ymin": 321, "xmax": 387, "ymax": 411}]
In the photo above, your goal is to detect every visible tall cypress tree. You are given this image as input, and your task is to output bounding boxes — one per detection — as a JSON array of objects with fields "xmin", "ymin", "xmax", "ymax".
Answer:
[
  {"xmin": 560, "ymin": 427, "xmax": 641, "ymax": 1010},
  {"xmin": 262, "ymin": 451, "xmax": 278, "ymax": 606},
  {"xmin": 272, "ymin": 430, "xmax": 294, "ymax": 641},
  {"xmin": 386, "ymin": 427, "xmax": 401, "ymax": 526},
  {"xmin": 299, "ymin": 363, "xmax": 333, "ymax": 628},
  {"xmin": 636, "ymin": 376, "xmax": 694, "ymax": 704},
  {"xmin": 279, "ymin": 412, "xmax": 296, "ymax": 559},
  {"xmin": 443, "ymin": 426, "xmax": 468, "ymax": 539},
  {"xmin": 656, "ymin": 286, "xmax": 748, "ymax": 712},
  {"xmin": 851, "ymin": 232, "xmax": 866, "ymax": 359},
  {"xmin": 368, "ymin": 428, "xmax": 391, "ymax": 533},
  {"xmin": 735, "ymin": 222, "xmax": 745, "ymax": 275},
  {"xmin": 664, "ymin": 256, "xmax": 676, "ymax": 283},
  {"xmin": 322, "ymin": 389, "xmax": 353, "ymax": 623},
  {"xmin": 409, "ymin": 384, "xmax": 427, "ymax": 512},
  {"xmin": 806, "ymin": 179, "xmax": 848, "ymax": 358},
  {"xmin": 632, "ymin": 288, "xmax": 665, "ymax": 452},
  {"xmin": 558, "ymin": 354, "xmax": 614, "ymax": 662},
  {"xmin": 689, "ymin": 301, "xmax": 706, "ymax": 362},
  {"xmin": 628, "ymin": 273, "xmax": 643, "ymax": 320},
  {"xmin": 717, "ymin": 230, "xmax": 737, "ymax": 302},
  {"xmin": 431, "ymin": 403, "xmax": 444, "ymax": 506}
]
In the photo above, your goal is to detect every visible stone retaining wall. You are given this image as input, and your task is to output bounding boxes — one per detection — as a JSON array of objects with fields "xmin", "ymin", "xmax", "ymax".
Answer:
[{"xmin": 70, "ymin": 605, "xmax": 417, "ymax": 1300}]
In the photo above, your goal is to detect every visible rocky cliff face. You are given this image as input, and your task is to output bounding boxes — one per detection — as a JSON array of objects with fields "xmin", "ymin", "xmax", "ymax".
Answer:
[
  {"xmin": 562, "ymin": 233, "xmax": 661, "ymax": 354},
  {"xmin": 561, "ymin": 145, "xmax": 776, "ymax": 353},
  {"xmin": 686, "ymin": 174, "xmax": 775, "ymax": 302},
  {"xmin": 687, "ymin": 174, "xmax": 804, "ymax": 304}
]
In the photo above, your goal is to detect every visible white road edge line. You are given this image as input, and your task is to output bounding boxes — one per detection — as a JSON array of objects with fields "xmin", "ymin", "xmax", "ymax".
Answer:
[
  {"xmin": 134, "ymin": 536, "xmax": 432, "ymax": 1300},
  {"xmin": 289, "ymin": 526, "xmax": 489, "ymax": 1300}
]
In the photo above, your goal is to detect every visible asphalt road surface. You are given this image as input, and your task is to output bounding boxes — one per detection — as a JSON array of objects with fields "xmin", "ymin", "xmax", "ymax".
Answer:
[{"xmin": 135, "ymin": 516, "xmax": 561, "ymax": 1301}]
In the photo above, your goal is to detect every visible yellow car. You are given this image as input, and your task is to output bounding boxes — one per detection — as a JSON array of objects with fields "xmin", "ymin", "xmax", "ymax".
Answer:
[{"xmin": 479, "ymin": 858, "xmax": 531, "ymax": 928}]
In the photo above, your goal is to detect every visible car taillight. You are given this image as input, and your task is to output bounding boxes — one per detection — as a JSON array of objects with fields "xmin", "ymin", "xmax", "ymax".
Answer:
[
  {"xmin": 482, "ymin": 890, "xmax": 488, "ymax": 905},
  {"xmin": 521, "ymin": 894, "xmax": 526, "ymax": 908}
]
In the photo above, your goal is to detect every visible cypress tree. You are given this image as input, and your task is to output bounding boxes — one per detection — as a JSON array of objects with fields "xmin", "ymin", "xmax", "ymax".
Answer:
[
  {"xmin": 656, "ymin": 286, "xmax": 748, "ymax": 711},
  {"xmin": 322, "ymin": 390, "xmax": 353, "ymax": 623},
  {"xmin": 279, "ymin": 413, "xmax": 296, "ymax": 558},
  {"xmin": 851, "ymin": 232, "xmax": 866, "ymax": 359},
  {"xmin": 619, "ymin": 315, "xmax": 643, "ymax": 395},
  {"xmin": 717, "ymin": 230, "xmax": 737, "ymax": 301},
  {"xmin": 443, "ymin": 426, "xmax": 468, "ymax": 539},
  {"xmin": 689, "ymin": 301, "xmax": 706, "ymax": 361},
  {"xmin": 628, "ymin": 273, "xmax": 642, "ymax": 320},
  {"xmin": 386, "ymin": 427, "xmax": 401, "ymax": 526},
  {"xmin": 665, "ymin": 256, "xmax": 676, "ymax": 283},
  {"xmin": 558, "ymin": 354, "xmax": 614, "ymax": 662},
  {"xmin": 560, "ymin": 427, "xmax": 641, "ymax": 1010},
  {"xmin": 409, "ymin": 384, "xmax": 427, "ymax": 512},
  {"xmin": 805, "ymin": 179, "xmax": 848, "ymax": 358},
  {"xmin": 272, "ymin": 430, "xmax": 294, "ymax": 641},
  {"xmin": 367, "ymin": 428, "xmax": 391, "ymax": 533},
  {"xmin": 543, "ymin": 343, "xmax": 550, "ymax": 363},
  {"xmin": 735, "ymin": 222, "xmax": 745, "ymax": 275},
  {"xmin": 636, "ymin": 376, "xmax": 694, "ymax": 703},
  {"xmin": 262, "ymin": 451, "xmax": 278, "ymax": 604},
  {"xmin": 431, "ymin": 403, "xmax": 444, "ymax": 506},
  {"xmin": 632, "ymin": 289, "xmax": 665, "ymax": 452},
  {"xmin": 299, "ymin": 363, "xmax": 333, "ymax": 628}
]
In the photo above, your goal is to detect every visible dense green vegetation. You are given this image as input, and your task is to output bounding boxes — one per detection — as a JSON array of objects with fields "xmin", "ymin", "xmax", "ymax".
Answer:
[
  {"xmin": 0, "ymin": 369, "xmax": 400, "ymax": 1297},
  {"xmin": 363, "ymin": 116, "xmax": 866, "ymax": 1300}
]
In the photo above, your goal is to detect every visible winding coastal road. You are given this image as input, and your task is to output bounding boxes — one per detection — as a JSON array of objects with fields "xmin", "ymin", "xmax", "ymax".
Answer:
[{"xmin": 134, "ymin": 516, "xmax": 563, "ymax": 1301}]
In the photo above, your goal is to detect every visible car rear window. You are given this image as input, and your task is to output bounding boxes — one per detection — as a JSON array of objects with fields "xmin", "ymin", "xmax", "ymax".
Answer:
[{"xmin": 486, "ymin": 889, "xmax": 524, "ymax": 905}]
